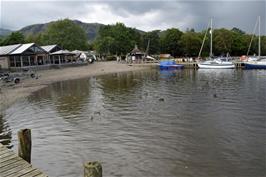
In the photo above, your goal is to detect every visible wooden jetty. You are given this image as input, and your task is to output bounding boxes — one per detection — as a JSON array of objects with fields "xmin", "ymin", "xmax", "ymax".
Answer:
[
  {"xmin": 0, "ymin": 143, "xmax": 48, "ymax": 177},
  {"xmin": 1, "ymin": 128, "xmax": 102, "ymax": 177},
  {"xmin": 130, "ymin": 61, "xmax": 245, "ymax": 69}
]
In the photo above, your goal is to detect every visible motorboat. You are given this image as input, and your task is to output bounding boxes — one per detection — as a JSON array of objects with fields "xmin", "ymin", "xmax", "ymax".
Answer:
[{"xmin": 159, "ymin": 60, "xmax": 184, "ymax": 70}]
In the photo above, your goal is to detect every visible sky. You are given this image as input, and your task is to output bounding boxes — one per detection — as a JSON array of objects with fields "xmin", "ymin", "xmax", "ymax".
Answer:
[{"xmin": 0, "ymin": 0, "xmax": 265, "ymax": 34}]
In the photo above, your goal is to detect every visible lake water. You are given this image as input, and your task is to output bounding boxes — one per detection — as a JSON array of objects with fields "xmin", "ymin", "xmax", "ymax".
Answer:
[{"xmin": 1, "ymin": 69, "xmax": 265, "ymax": 177}]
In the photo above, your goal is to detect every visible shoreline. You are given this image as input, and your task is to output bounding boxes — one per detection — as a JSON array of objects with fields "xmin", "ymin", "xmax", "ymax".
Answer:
[{"xmin": 0, "ymin": 61, "xmax": 149, "ymax": 113}]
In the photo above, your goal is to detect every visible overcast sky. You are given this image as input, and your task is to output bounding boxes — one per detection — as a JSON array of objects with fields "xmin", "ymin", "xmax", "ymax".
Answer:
[{"xmin": 0, "ymin": 0, "xmax": 265, "ymax": 34}]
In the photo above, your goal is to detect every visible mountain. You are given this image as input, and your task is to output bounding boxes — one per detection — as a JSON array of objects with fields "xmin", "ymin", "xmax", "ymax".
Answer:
[
  {"xmin": 0, "ymin": 28, "xmax": 12, "ymax": 37},
  {"xmin": 18, "ymin": 20, "xmax": 147, "ymax": 42},
  {"xmin": 18, "ymin": 20, "xmax": 105, "ymax": 42}
]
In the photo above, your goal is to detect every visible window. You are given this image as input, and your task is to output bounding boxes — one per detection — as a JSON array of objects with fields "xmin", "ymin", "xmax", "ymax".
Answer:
[
  {"xmin": 37, "ymin": 56, "xmax": 44, "ymax": 65},
  {"xmin": 22, "ymin": 56, "xmax": 29, "ymax": 66},
  {"xmin": 10, "ymin": 56, "xmax": 15, "ymax": 67},
  {"xmin": 30, "ymin": 56, "xmax": 35, "ymax": 66},
  {"xmin": 54, "ymin": 56, "xmax": 60, "ymax": 64},
  {"xmin": 15, "ymin": 56, "xmax": 21, "ymax": 67}
]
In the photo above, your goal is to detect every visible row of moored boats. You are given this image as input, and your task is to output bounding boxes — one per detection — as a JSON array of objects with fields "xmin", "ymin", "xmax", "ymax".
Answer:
[{"xmin": 159, "ymin": 16, "xmax": 266, "ymax": 70}]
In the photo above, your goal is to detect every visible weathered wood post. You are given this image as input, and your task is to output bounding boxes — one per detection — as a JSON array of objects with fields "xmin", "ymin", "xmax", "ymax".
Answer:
[
  {"xmin": 18, "ymin": 129, "xmax": 32, "ymax": 163},
  {"xmin": 84, "ymin": 161, "xmax": 102, "ymax": 177}
]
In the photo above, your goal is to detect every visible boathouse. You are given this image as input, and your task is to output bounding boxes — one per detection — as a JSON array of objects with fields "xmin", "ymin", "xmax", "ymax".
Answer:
[
  {"xmin": 50, "ymin": 50, "xmax": 76, "ymax": 64},
  {"xmin": 41, "ymin": 44, "xmax": 64, "ymax": 64},
  {"xmin": 128, "ymin": 44, "xmax": 145, "ymax": 63},
  {"xmin": 0, "ymin": 44, "xmax": 21, "ymax": 69},
  {"xmin": 0, "ymin": 43, "xmax": 48, "ymax": 70}
]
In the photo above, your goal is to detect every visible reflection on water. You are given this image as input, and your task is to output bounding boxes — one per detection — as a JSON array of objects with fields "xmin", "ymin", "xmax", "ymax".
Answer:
[
  {"xmin": 29, "ymin": 79, "xmax": 91, "ymax": 119},
  {"xmin": 2, "ymin": 69, "xmax": 266, "ymax": 177}
]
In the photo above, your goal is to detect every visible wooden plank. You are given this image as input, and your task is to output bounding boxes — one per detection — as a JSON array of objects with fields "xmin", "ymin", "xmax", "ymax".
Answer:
[
  {"xmin": 1, "ymin": 162, "xmax": 31, "ymax": 177},
  {"xmin": 0, "ymin": 148, "xmax": 11, "ymax": 156},
  {"xmin": 0, "ymin": 148, "xmax": 12, "ymax": 155},
  {"xmin": 0, "ymin": 143, "xmax": 48, "ymax": 177},
  {"xmin": 0, "ymin": 160, "xmax": 29, "ymax": 173},
  {"xmin": 0, "ymin": 146, "xmax": 8, "ymax": 151},
  {"xmin": 0, "ymin": 151, "xmax": 15, "ymax": 159},
  {"xmin": 0, "ymin": 154, "xmax": 17, "ymax": 163},
  {"xmin": 5, "ymin": 167, "xmax": 37, "ymax": 177},
  {"xmin": 19, "ymin": 169, "xmax": 42, "ymax": 177},
  {"xmin": 34, "ymin": 174, "xmax": 48, "ymax": 177},
  {"xmin": 0, "ymin": 147, "xmax": 11, "ymax": 154},
  {"xmin": 0, "ymin": 157, "xmax": 21, "ymax": 168}
]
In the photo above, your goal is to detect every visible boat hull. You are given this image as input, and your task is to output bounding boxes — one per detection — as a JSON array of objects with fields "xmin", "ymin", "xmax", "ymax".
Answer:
[
  {"xmin": 198, "ymin": 63, "xmax": 235, "ymax": 69},
  {"xmin": 159, "ymin": 65, "xmax": 184, "ymax": 70},
  {"xmin": 245, "ymin": 63, "xmax": 266, "ymax": 69}
]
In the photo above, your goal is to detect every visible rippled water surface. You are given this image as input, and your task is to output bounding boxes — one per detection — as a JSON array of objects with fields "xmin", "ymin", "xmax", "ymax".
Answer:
[{"xmin": 1, "ymin": 69, "xmax": 266, "ymax": 177}]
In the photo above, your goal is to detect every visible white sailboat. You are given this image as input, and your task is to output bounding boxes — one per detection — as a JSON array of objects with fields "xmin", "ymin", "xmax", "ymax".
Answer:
[
  {"xmin": 245, "ymin": 16, "xmax": 266, "ymax": 69},
  {"xmin": 197, "ymin": 19, "xmax": 235, "ymax": 69}
]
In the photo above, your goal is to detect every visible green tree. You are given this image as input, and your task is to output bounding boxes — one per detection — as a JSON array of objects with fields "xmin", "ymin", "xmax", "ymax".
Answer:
[
  {"xmin": 231, "ymin": 32, "xmax": 249, "ymax": 56},
  {"xmin": 95, "ymin": 22, "xmax": 141, "ymax": 55},
  {"xmin": 41, "ymin": 19, "xmax": 88, "ymax": 50},
  {"xmin": 261, "ymin": 36, "xmax": 266, "ymax": 56},
  {"xmin": 180, "ymin": 32, "xmax": 202, "ymax": 57},
  {"xmin": 25, "ymin": 33, "xmax": 44, "ymax": 45},
  {"xmin": 160, "ymin": 28, "xmax": 183, "ymax": 57},
  {"xmin": 95, "ymin": 36, "xmax": 115, "ymax": 54},
  {"xmin": 1, "ymin": 32, "xmax": 25, "ymax": 45},
  {"xmin": 213, "ymin": 28, "xmax": 233, "ymax": 55},
  {"xmin": 231, "ymin": 27, "xmax": 245, "ymax": 35},
  {"xmin": 142, "ymin": 30, "xmax": 160, "ymax": 55}
]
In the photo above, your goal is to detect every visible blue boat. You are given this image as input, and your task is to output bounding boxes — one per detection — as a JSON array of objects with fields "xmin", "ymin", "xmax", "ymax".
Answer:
[
  {"xmin": 245, "ymin": 61, "xmax": 266, "ymax": 69},
  {"xmin": 244, "ymin": 17, "xmax": 266, "ymax": 69},
  {"xmin": 159, "ymin": 60, "xmax": 184, "ymax": 70}
]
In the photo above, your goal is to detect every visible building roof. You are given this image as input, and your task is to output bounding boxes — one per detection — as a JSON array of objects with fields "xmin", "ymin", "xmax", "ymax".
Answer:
[
  {"xmin": 0, "ymin": 44, "xmax": 22, "ymax": 56},
  {"xmin": 131, "ymin": 44, "xmax": 141, "ymax": 53},
  {"xmin": 10, "ymin": 43, "xmax": 35, "ymax": 55},
  {"xmin": 0, "ymin": 43, "xmax": 47, "ymax": 56},
  {"xmin": 72, "ymin": 50, "xmax": 89, "ymax": 54},
  {"xmin": 130, "ymin": 44, "xmax": 144, "ymax": 55},
  {"xmin": 41, "ymin": 45, "xmax": 58, "ymax": 52},
  {"xmin": 50, "ymin": 50, "xmax": 75, "ymax": 55}
]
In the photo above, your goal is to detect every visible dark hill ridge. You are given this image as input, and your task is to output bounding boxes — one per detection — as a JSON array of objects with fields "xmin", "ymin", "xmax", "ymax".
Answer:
[
  {"xmin": 18, "ymin": 20, "xmax": 105, "ymax": 42},
  {"xmin": 1, "ymin": 20, "xmax": 147, "ymax": 42}
]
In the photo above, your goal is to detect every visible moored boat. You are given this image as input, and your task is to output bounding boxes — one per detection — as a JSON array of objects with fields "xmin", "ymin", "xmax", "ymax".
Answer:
[
  {"xmin": 198, "ymin": 57, "xmax": 235, "ymax": 69},
  {"xmin": 159, "ymin": 60, "xmax": 184, "ymax": 70},
  {"xmin": 244, "ymin": 16, "xmax": 266, "ymax": 69},
  {"xmin": 245, "ymin": 60, "xmax": 266, "ymax": 69},
  {"xmin": 197, "ymin": 18, "xmax": 235, "ymax": 69}
]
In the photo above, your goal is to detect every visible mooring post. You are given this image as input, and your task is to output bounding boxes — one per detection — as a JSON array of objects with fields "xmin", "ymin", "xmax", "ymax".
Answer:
[
  {"xmin": 84, "ymin": 161, "xmax": 102, "ymax": 177},
  {"xmin": 18, "ymin": 129, "xmax": 32, "ymax": 163}
]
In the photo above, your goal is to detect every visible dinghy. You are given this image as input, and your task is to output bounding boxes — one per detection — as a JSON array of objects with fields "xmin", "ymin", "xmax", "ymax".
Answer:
[{"xmin": 159, "ymin": 60, "xmax": 184, "ymax": 70}]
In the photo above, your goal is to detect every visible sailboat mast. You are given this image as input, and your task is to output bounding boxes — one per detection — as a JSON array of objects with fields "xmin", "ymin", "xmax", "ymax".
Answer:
[
  {"xmin": 145, "ymin": 39, "xmax": 150, "ymax": 57},
  {"xmin": 210, "ymin": 18, "xmax": 213, "ymax": 58},
  {"xmin": 258, "ymin": 16, "xmax": 261, "ymax": 59}
]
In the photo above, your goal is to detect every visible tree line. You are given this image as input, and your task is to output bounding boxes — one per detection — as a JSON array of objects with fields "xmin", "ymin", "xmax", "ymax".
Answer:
[{"xmin": 0, "ymin": 19, "xmax": 265, "ymax": 57}]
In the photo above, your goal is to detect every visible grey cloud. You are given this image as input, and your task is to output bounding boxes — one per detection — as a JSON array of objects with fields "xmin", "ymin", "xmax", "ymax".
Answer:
[
  {"xmin": 0, "ymin": 0, "xmax": 265, "ymax": 34},
  {"xmin": 1, "ymin": 1, "xmax": 89, "ymax": 29}
]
